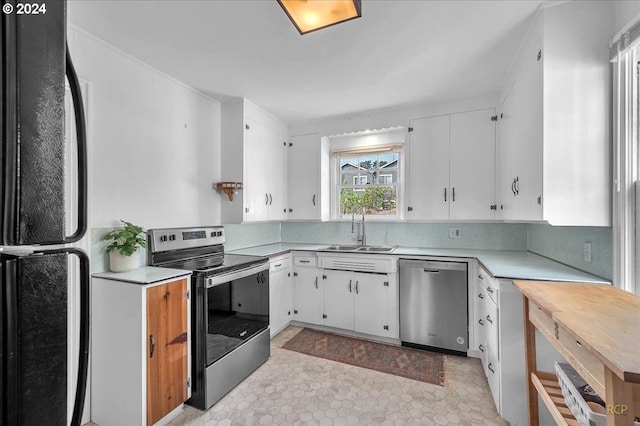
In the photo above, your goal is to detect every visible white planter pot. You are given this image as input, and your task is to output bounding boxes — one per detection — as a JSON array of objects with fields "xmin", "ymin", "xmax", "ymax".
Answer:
[{"xmin": 109, "ymin": 250, "xmax": 140, "ymax": 272}]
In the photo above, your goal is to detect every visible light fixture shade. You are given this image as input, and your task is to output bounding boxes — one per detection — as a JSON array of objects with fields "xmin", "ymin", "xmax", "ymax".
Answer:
[{"xmin": 278, "ymin": 0, "xmax": 362, "ymax": 35}]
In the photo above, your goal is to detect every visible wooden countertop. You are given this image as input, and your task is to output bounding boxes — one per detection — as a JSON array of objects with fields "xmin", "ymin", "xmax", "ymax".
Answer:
[{"xmin": 514, "ymin": 281, "xmax": 640, "ymax": 384}]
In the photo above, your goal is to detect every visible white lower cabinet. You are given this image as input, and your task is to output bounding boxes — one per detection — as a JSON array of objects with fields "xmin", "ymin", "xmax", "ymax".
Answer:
[
  {"xmin": 321, "ymin": 269, "xmax": 398, "ymax": 339},
  {"xmin": 269, "ymin": 255, "xmax": 292, "ymax": 337},
  {"xmin": 291, "ymin": 253, "xmax": 322, "ymax": 325}
]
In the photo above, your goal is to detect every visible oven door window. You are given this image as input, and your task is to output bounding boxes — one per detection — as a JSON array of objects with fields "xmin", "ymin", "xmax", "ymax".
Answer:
[{"xmin": 205, "ymin": 272, "xmax": 269, "ymax": 366}]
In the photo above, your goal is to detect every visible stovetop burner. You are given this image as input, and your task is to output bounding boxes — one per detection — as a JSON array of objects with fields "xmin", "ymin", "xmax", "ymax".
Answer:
[{"xmin": 165, "ymin": 253, "xmax": 266, "ymax": 275}]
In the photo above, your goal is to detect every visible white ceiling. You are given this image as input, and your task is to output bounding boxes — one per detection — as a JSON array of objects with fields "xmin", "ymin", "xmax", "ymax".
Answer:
[{"xmin": 68, "ymin": 0, "xmax": 545, "ymax": 125}]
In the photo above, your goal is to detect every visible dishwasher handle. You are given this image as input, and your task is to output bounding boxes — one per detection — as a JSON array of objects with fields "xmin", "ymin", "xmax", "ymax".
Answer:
[
  {"xmin": 423, "ymin": 269, "xmax": 440, "ymax": 274},
  {"xmin": 399, "ymin": 259, "xmax": 467, "ymax": 272}
]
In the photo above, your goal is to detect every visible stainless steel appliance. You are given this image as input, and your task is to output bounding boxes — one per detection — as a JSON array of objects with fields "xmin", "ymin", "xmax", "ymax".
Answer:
[
  {"xmin": 1, "ymin": 2, "xmax": 90, "ymax": 425},
  {"xmin": 399, "ymin": 259, "xmax": 468, "ymax": 355},
  {"xmin": 148, "ymin": 226, "xmax": 270, "ymax": 410}
]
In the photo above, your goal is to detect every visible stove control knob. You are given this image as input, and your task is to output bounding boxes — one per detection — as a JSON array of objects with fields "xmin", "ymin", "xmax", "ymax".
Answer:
[
  {"xmin": 160, "ymin": 235, "xmax": 168, "ymax": 242},
  {"xmin": 169, "ymin": 234, "xmax": 176, "ymax": 241}
]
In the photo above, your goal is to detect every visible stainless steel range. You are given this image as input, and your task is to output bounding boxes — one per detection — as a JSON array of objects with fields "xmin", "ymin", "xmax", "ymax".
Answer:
[{"xmin": 147, "ymin": 226, "xmax": 270, "ymax": 409}]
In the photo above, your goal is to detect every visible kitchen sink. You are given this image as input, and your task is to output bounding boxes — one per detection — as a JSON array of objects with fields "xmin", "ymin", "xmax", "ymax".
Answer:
[
  {"xmin": 356, "ymin": 246, "xmax": 394, "ymax": 253},
  {"xmin": 320, "ymin": 245, "xmax": 394, "ymax": 253},
  {"xmin": 321, "ymin": 245, "xmax": 361, "ymax": 251}
]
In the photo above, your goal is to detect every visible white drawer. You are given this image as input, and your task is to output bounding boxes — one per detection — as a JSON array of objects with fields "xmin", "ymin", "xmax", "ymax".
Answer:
[
  {"xmin": 270, "ymin": 257, "xmax": 291, "ymax": 272},
  {"xmin": 293, "ymin": 256, "xmax": 316, "ymax": 267}
]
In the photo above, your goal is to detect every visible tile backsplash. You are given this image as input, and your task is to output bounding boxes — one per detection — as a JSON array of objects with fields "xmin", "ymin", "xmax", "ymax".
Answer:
[
  {"xmin": 89, "ymin": 221, "xmax": 613, "ymax": 280},
  {"xmin": 281, "ymin": 222, "xmax": 528, "ymax": 250},
  {"xmin": 527, "ymin": 223, "xmax": 612, "ymax": 280}
]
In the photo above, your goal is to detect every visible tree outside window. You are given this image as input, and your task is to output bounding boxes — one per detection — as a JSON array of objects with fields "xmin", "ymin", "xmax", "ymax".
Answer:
[{"xmin": 338, "ymin": 151, "xmax": 399, "ymax": 216}]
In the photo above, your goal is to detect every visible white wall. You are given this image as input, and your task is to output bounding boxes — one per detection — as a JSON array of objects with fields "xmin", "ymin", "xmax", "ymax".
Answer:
[
  {"xmin": 614, "ymin": 1, "xmax": 640, "ymax": 35},
  {"xmin": 67, "ymin": 25, "xmax": 222, "ymax": 230}
]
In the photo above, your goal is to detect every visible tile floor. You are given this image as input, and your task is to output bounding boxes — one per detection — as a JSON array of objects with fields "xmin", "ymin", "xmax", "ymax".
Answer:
[{"xmin": 167, "ymin": 326, "xmax": 507, "ymax": 426}]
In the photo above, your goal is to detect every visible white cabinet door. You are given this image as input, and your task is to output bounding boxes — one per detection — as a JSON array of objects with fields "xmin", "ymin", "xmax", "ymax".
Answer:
[
  {"xmin": 449, "ymin": 109, "xmax": 496, "ymax": 220},
  {"xmin": 243, "ymin": 117, "xmax": 270, "ymax": 222},
  {"xmin": 292, "ymin": 267, "xmax": 321, "ymax": 324},
  {"xmin": 407, "ymin": 115, "xmax": 450, "ymax": 220},
  {"xmin": 288, "ymin": 134, "xmax": 320, "ymax": 220},
  {"xmin": 322, "ymin": 269, "xmax": 354, "ymax": 330},
  {"xmin": 266, "ymin": 122, "xmax": 288, "ymax": 221},
  {"xmin": 269, "ymin": 260, "xmax": 292, "ymax": 337},
  {"xmin": 353, "ymin": 272, "xmax": 388, "ymax": 337}
]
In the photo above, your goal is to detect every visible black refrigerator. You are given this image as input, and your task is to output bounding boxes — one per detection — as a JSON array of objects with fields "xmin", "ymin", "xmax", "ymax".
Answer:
[{"xmin": 1, "ymin": 1, "xmax": 90, "ymax": 425}]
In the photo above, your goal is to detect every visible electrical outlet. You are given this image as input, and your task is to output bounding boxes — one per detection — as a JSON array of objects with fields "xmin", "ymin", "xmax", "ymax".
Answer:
[
  {"xmin": 449, "ymin": 228, "xmax": 461, "ymax": 239},
  {"xmin": 583, "ymin": 242, "xmax": 592, "ymax": 263}
]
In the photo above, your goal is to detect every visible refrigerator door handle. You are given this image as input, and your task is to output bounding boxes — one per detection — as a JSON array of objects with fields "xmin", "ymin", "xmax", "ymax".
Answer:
[
  {"xmin": 39, "ymin": 247, "xmax": 90, "ymax": 426},
  {"xmin": 63, "ymin": 44, "xmax": 88, "ymax": 244}
]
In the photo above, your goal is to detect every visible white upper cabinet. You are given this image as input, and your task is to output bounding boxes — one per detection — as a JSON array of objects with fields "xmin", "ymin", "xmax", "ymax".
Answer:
[
  {"xmin": 287, "ymin": 133, "xmax": 321, "ymax": 220},
  {"xmin": 449, "ymin": 109, "xmax": 497, "ymax": 220},
  {"xmin": 407, "ymin": 108, "xmax": 496, "ymax": 221},
  {"xmin": 495, "ymin": 1, "xmax": 611, "ymax": 225},
  {"xmin": 221, "ymin": 99, "xmax": 288, "ymax": 223}
]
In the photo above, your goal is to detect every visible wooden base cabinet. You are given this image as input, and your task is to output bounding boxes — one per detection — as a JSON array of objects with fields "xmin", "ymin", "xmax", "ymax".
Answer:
[{"xmin": 92, "ymin": 271, "xmax": 191, "ymax": 426}]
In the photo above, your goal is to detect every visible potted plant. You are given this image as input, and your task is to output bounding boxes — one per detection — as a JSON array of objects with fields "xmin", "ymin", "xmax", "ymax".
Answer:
[{"xmin": 102, "ymin": 219, "xmax": 147, "ymax": 272}]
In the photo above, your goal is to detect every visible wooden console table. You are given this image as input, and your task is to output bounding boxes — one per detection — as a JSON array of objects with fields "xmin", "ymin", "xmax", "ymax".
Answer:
[{"xmin": 514, "ymin": 281, "xmax": 640, "ymax": 426}]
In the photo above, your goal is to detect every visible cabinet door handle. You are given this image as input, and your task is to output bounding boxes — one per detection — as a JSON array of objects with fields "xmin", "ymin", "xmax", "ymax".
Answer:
[
  {"xmin": 269, "ymin": 193, "xmax": 273, "ymax": 205},
  {"xmin": 478, "ymin": 293, "xmax": 484, "ymax": 300},
  {"xmin": 444, "ymin": 187, "xmax": 447, "ymax": 202},
  {"xmin": 511, "ymin": 179, "xmax": 516, "ymax": 196},
  {"xmin": 478, "ymin": 274, "xmax": 484, "ymax": 280},
  {"xmin": 486, "ymin": 315, "xmax": 493, "ymax": 324},
  {"xmin": 355, "ymin": 281, "xmax": 359, "ymax": 294},
  {"xmin": 348, "ymin": 280, "xmax": 352, "ymax": 293},
  {"xmin": 488, "ymin": 363, "xmax": 495, "ymax": 374},
  {"xmin": 299, "ymin": 259, "xmax": 310, "ymax": 263},
  {"xmin": 274, "ymin": 263, "xmax": 282, "ymax": 268},
  {"xmin": 452, "ymin": 187, "xmax": 455, "ymax": 202},
  {"xmin": 315, "ymin": 276, "xmax": 318, "ymax": 289},
  {"xmin": 149, "ymin": 335, "xmax": 156, "ymax": 358},
  {"xmin": 478, "ymin": 319, "xmax": 484, "ymax": 326},
  {"xmin": 265, "ymin": 193, "xmax": 269, "ymax": 205},
  {"xmin": 486, "ymin": 287, "xmax": 494, "ymax": 294},
  {"xmin": 515, "ymin": 177, "xmax": 519, "ymax": 195},
  {"xmin": 312, "ymin": 194, "xmax": 316, "ymax": 206},
  {"xmin": 478, "ymin": 344, "xmax": 485, "ymax": 352}
]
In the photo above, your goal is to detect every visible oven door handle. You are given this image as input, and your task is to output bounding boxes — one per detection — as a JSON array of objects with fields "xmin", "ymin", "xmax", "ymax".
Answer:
[{"xmin": 206, "ymin": 262, "xmax": 269, "ymax": 287}]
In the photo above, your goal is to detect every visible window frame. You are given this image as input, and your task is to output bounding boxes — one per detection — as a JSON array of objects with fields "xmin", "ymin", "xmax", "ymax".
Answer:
[
  {"xmin": 612, "ymin": 40, "xmax": 640, "ymax": 295},
  {"xmin": 332, "ymin": 147, "xmax": 403, "ymax": 220}
]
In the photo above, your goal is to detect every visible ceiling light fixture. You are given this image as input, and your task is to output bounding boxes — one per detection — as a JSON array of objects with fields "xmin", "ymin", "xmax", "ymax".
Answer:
[{"xmin": 277, "ymin": 0, "xmax": 362, "ymax": 35}]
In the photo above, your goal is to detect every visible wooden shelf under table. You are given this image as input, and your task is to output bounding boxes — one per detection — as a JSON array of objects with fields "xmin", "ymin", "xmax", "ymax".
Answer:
[{"xmin": 531, "ymin": 371, "xmax": 579, "ymax": 426}]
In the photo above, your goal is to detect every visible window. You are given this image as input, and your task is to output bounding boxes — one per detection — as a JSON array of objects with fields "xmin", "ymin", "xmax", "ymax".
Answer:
[
  {"xmin": 612, "ymin": 28, "xmax": 640, "ymax": 294},
  {"xmin": 335, "ymin": 149, "xmax": 401, "ymax": 217}
]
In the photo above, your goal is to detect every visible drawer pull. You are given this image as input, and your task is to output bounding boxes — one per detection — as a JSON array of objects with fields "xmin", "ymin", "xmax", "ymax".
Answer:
[
  {"xmin": 478, "ymin": 344, "xmax": 485, "ymax": 352},
  {"xmin": 488, "ymin": 363, "xmax": 495, "ymax": 373},
  {"xmin": 478, "ymin": 293, "xmax": 484, "ymax": 299},
  {"xmin": 478, "ymin": 275, "xmax": 484, "ymax": 280},
  {"xmin": 486, "ymin": 287, "xmax": 494, "ymax": 294},
  {"xmin": 478, "ymin": 319, "xmax": 484, "ymax": 326},
  {"xmin": 486, "ymin": 315, "xmax": 493, "ymax": 324},
  {"xmin": 274, "ymin": 263, "xmax": 282, "ymax": 268},
  {"xmin": 299, "ymin": 260, "xmax": 310, "ymax": 263}
]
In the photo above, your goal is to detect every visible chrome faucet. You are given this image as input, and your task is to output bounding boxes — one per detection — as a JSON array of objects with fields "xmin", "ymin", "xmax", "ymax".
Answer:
[
  {"xmin": 351, "ymin": 207, "xmax": 366, "ymax": 246},
  {"xmin": 358, "ymin": 207, "xmax": 366, "ymax": 246}
]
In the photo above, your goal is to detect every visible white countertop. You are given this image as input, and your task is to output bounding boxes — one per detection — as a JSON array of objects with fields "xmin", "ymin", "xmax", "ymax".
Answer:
[
  {"xmin": 92, "ymin": 266, "xmax": 192, "ymax": 284},
  {"xmin": 228, "ymin": 243, "xmax": 609, "ymax": 284}
]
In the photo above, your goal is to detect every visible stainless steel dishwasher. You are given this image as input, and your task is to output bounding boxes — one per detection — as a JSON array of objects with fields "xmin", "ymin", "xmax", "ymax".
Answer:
[{"xmin": 399, "ymin": 259, "xmax": 468, "ymax": 355}]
